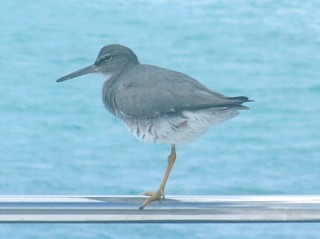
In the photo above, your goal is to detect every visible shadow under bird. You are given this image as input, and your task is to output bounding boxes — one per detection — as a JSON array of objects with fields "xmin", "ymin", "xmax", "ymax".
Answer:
[{"xmin": 57, "ymin": 44, "xmax": 253, "ymax": 209}]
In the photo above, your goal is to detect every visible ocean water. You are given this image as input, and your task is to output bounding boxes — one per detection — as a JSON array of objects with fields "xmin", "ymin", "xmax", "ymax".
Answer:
[{"xmin": 1, "ymin": 0, "xmax": 320, "ymax": 238}]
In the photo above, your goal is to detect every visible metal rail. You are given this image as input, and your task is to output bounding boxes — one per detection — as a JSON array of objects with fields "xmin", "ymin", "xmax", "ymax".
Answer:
[{"xmin": 1, "ymin": 195, "xmax": 320, "ymax": 223}]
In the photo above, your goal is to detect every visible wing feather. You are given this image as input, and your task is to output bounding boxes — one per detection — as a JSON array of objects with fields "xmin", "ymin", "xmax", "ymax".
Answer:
[{"xmin": 115, "ymin": 65, "xmax": 251, "ymax": 118}]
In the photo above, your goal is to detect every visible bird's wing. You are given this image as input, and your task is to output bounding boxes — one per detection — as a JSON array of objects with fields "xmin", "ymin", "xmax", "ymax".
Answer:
[{"xmin": 115, "ymin": 65, "xmax": 250, "ymax": 118}]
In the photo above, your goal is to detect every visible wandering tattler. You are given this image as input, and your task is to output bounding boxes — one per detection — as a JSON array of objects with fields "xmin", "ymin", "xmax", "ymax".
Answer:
[{"xmin": 56, "ymin": 44, "xmax": 252, "ymax": 209}]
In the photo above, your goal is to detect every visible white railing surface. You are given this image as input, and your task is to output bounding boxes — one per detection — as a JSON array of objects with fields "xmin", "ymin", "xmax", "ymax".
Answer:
[{"xmin": 1, "ymin": 195, "xmax": 320, "ymax": 223}]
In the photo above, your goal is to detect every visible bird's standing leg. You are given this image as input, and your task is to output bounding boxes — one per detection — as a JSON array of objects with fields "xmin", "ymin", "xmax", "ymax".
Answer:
[{"xmin": 139, "ymin": 144, "xmax": 176, "ymax": 209}]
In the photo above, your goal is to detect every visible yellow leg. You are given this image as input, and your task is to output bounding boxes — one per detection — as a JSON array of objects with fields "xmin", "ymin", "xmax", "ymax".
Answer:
[{"xmin": 139, "ymin": 144, "xmax": 176, "ymax": 210}]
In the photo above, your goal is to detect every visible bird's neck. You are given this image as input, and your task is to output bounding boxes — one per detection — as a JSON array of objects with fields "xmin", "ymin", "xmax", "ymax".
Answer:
[{"xmin": 101, "ymin": 62, "xmax": 140, "ymax": 116}]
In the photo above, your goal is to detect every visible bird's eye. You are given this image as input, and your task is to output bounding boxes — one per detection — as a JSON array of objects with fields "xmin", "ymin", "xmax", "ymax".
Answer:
[{"xmin": 103, "ymin": 54, "xmax": 112, "ymax": 62}]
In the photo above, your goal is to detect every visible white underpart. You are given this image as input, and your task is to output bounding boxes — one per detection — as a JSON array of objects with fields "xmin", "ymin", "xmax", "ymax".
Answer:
[{"xmin": 122, "ymin": 108, "xmax": 239, "ymax": 144}]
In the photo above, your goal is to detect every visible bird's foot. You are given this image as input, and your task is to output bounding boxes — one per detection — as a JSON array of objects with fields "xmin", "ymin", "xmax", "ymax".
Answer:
[{"xmin": 139, "ymin": 189, "xmax": 164, "ymax": 210}]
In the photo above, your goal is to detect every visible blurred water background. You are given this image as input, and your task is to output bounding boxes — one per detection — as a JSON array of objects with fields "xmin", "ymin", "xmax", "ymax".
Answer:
[{"xmin": 1, "ymin": 0, "xmax": 320, "ymax": 238}]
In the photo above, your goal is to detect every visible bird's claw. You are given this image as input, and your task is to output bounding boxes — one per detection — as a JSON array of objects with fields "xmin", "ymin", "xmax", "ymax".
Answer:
[
  {"xmin": 139, "ymin": 189, "xmax": 164, "ymax": 210},
  {"xmin": 140, "ymin": 191, "xmax": 154, "ymax": 196}
]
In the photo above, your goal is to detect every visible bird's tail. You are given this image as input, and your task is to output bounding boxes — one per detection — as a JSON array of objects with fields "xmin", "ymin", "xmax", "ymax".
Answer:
[{"xmin": 225, "ymin": 96, "xmax": 254, "ymax": 110}]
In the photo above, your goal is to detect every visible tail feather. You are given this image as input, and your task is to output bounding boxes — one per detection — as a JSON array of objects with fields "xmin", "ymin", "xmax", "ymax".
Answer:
[
  {"xmin": 225, "ymin": 96, "xmax": 254, "ymax": 109},
  {"xmin": 227, "ymin": 96, "xmax": 253, "ymax": 103},
  {"xmin": 174, "ymin": 96, "xmax": 253, "ymax": 112}
]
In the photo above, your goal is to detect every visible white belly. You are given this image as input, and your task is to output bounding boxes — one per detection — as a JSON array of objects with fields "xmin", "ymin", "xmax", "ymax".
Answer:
[{"xmin": 122, "ymin": 108, "xmax": 239, "ymax": 144}]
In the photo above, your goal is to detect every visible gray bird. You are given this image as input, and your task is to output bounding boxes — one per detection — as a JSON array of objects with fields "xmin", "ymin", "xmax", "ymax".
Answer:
[{"xmin": 57, "ymin": 44, "xmax": 252, "ymax": 209}]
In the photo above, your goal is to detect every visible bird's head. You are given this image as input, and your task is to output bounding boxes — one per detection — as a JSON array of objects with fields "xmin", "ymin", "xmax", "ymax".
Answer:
[{"xmin": 56, "ymin": 44, "xmax": 139, "ymax": 82}]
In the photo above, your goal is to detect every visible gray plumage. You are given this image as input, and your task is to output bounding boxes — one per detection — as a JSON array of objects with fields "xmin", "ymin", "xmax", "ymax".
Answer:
[
  {"xmin": 57, "ymin": 44, "xmax": 252, "ymax": 209},
  {"xmin": 105, "ymin": 64, "xmax": 248, "ymax": 118},
  {"xmin": 57, "ymin": 44, "xmax": 251, "ymax": 144}
]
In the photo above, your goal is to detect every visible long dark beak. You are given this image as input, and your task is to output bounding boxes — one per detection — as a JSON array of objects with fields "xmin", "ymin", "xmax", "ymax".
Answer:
[{"xmin": 56, "ymin": 65, "xmax": 96, "ymax": 82}]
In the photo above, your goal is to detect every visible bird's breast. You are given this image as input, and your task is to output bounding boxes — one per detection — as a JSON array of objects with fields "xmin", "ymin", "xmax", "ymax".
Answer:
[{"xmin": 102, "ymin": 77, "xmax": 118, "ymax": 116}]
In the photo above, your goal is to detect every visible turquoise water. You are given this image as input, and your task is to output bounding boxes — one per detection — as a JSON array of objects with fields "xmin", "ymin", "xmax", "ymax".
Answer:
[{"xmin": 1, "ymin": 0, "xmax": 320, "ymax": 238}]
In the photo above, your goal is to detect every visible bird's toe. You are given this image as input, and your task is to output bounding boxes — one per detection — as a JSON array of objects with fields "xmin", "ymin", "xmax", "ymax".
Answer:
[{"xmin": 139, "ymin": 190, "xmax": 163, "ymax": 209}]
